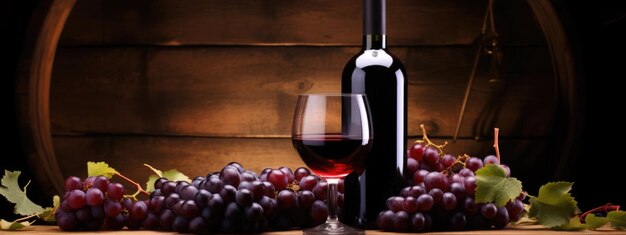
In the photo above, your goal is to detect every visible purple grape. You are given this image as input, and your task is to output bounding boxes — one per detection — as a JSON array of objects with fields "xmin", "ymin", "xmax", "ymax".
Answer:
[
  {"xmin": 441, "ymin": 154, "xmax": 456, "ymax": 168},
  {"xmin": 311, "ymin": 200, "xmax": 328, "ymax": 225},
  {"xmin": 412, "ymin": 169, "xmax": 429, "ymax": 184},
  {"xmin": 465, "ymin": 176, "xmax": 477, "ymax": 195},
  {"xmin": 386, "ymin": 196, "xmax": 405, "ymax": 212},
  {"xmin": 67, "ymin": 190, "xmax": 86, "ymax": 209},
  {"xmin": 92, "ymin": 176, "xmax": 109, "ymax": 192},
  {"xmin": 129, "ymin": 201, "xmax": 148, "ymax": 221},
  {"xmin": 410, "ymin": 212, "xmax": 426, "ymax": 231},
  {"xmin": 484, "ymin": 155, "xmax": 499, "ymax": 165},
  {"xmin": 377, "ymin": 210, "xmax": 395, "ymax": 230},
  {"xmin": 424, "ymin": 172, "xmax": 448, "ymax": 191},
  {"xmin": 104, "ymin": 199, "xmax": 122, "ymax": 217},
  {"xmin": 235, "ymin": 188, "xmax": 254, "ymax": 207},
  {"xmin": 312, "ymin": 181, "xmax": 328, "ymax": 201},
  {"xmin": 65, "ymin": 176, "xmax": 83, "ymax": 191},
  {"xmin": 220, "ymin": 167, "xmax": 241, "ymax": 188},
  {"xmin": 294, "ymin": 167, "xmax": 311, "ymax": 181},
  {"xmin": 85, "ymin": 188, "xmax": 105, "ymax": 206},
  {"xmin": 297, "ymin": 190, "xmax": 316, "ymax": 208},
  {"xmin": 393, "ymin": 211, "xmax": 410, "ymax": 232},
  {"xmin": 277, "ymin": 189, "xmax": 298, "ymax": 209},
  {"xmin": 106, "ymin": 182, "xmax": 124, "ymax": 201},
  {"xmin": 450, "ymin": 212, "xmax": 467, "ymax": 230},
  {"xmin": 481, "ymin": 203, "xmax": 497, "ymax": 219},
  {"xmin": 464, "ymin": 197, "xmax": 479, "ymax": 215},
  {"xmin": 403, "ymin": 196, "xmax": 418, "ymax": 213},
  {"xmin": 428, "ymin": 188, "xmax": 444, "ymax": 204},
  {"xmin": 441, "ymin": 192, "xmax": 457, "ymax": 211},
  {"xmin": 416, "ymin": 194, "xmax": 434, "ymax": 212},
  {"xmin": 267, "ymin": 169, "xmax": 288, "ymax": 190},
  {"xmin": 466, "ymin": 157, "xmax": 483, "ymax": 172}
]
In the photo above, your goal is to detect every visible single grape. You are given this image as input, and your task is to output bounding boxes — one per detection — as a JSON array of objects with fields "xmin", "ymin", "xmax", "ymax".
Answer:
[
  {"xmin": 377, "ymin": 210, "xmax": 394, "ymax": 231},
  {"xmin": 506, "ymin": 199, "xmax": 524, "ymax": 220},
  {"xmin": 393, "ymin": 211, "xmax": 410, "ymax": 232},
  {"xmin": 262, "ymin": 181, "xmax": 276, "ymax": 198},
  {"xmin": 67, "ymin": 189, "xmax": 86, "ymax": 209},
  {"xmin": 83, "ymin": 176, "xmax": 95, "ymax": 187},
  {"xmin": 441, "ymin": 154, "xmax": 457, "ymax": 168},
  {"xmin": 493, "ymin": 206, "xmax": 510, "ymax": 229},
  {"xmin": 236, "ymin": 188, "xmax": 254, "ymax": 207},
  {"xmin": 149, "ymin": 195, "xmax": 165, "ymax": 213},
  {"xmin": 154, "ymin": 177, "xmax": 168, "ymax": 190},
  {"xmin": 451, "ymin": 174, "xmax": 465, "ymax": 184},
  {"xmin": 161, "ymin": 181, "xmax": 177, "ymax": 195},
  {"xmin": 85, "ymin": 188, "xmax": 105, "ymax": 206},
  {"xmin": 464, "ymin": 197, "xmax": 479, "ymax": 215},
  {"xmin": 299, "ymin": 175, "xmax": 318, "ymax": 191},
  {"xmin": 484, "ymin": 155, "xmax": 499, "ymax": 165},
  {"xmin": 450, "ymin": 182, "xmax": 466, "ymax": 199},
  {"xmin": 227, "ymin": 162, "xmax": 245, "ymax": 172},
  {"xmin": 412, "ymin": 170, "xmax": 429, "ymax": 184},
  {"xmin": 159, "ymin": 209, "xmax": 175, "ymax": 230},
  {"xmin": 297, "ymin": 190, "xmax": 316, "ymax": 209},
  {"xmin": 129, "ymin": 200, "xmax": 148, "ymax": 221},
  {"xmin": 441, "ymin": 192, "xmax": 457, "ymax": 211},
  {"xmin": 428, "ymin": 188, "xmax": 444, "ymax": 204},
  {"xmin": 450, "ymin": 212, "xmax": 467, "ymax": 230},
  {"xmin": 408, "ymin": 143, "xmax": 424, "ymax": 160},
  {"xmin": 65, "ymin": 176, "xmax": 83, "ymax": 191},
  {"xmin": 466, "ymin": 157, "xmax": 484, "ymax": 172},
  {"xmin": 464, "ymin": 176, "xmax": 477, "ymax": 195},
  {"xmin": 188, "ymin": 216, "xmax": 207, "ymax": 234},
  {"xmin": 220, "ymin": 185, "xmax": 237, "ymax": 203},
  {"xmin": 424, "ymin": 172, "xmax": 448, "ymax": 191},
  {"xmin": 386, "ymin": 196, "xmax": 405, "ymax": 212},
  {"xmin": 267, "ymin": 169, "xmax": 288, "ymax": 190},
  {"xmin": 92, "ymin": 176, "xmax": 109, "ymax": 192},
  {"xmin": 417, "ymin": 194, "xmax": 434, "ymax": 212},
  {"xmin": 220, "ymin": 167, "xmax": 241, "ymax": 188},
  {"xmin": 175, "ymin": 181, "xmax": 190, "ymax": 194},
  {"xmin": 193, "ymin": 189, "xmax": 211, "ymax": 208},
  {"xmin": 399, "ymin": 187, "xmax": 410, "ymax": 197},
  {"xmin": 204, "ymin": 177, "xmax": 224, "ymax": 194},
  {"xmin": 245, "ymin": 202, "xmax": 264, "ymax": 222},
  {"xmin": 410, "ymin": 212, "xmax": 426, "ymax": 231},
  {"xmin": 501, "ymin": 164, "xmax": 511, "ymax": 177},
  {"xmin": 403, "ymin": 196, "xmax": 418, "ymax": 213},
  {"xmin": 279, "ymin": 166, "xmax": 295, "ymax": 183},
  {"xmin": 240, "ymin": 171, "xmax": 258, "ymax": 182},
  {"xmin": 407, "ymin": 185, "xmax": 427, "ymax": 197},
  {"xmin": 277, "ymin": 189, "xmax": 298, "ymax": 209},
  {"xmin": 459, "ymin": 168, "xmax": 474, "ymax": 178},
  {"xmin": 258, "ymin": 196, "xmax": 277, "ymax": 218},
  {"xmin": 423, "ymin": 147, "xmax": 440, "ymax": 165},
  {"xmin": 180, "ymin": 185, "xmax": 199, "ymax": 200},
  {"xmin": 208, "ymin": 194, "xmax": 225, "ymax": 214},
  {"xmin": 224, "ymin": 202, "xmax": 242, "ymax": 220},
  {"xmin": 407, "ymin": 158, "xmax": 419, "ymax": 176},
  {"xmin": 56, "ymin": 210, "xmax": 79, "ymax": 231},
  {"xmin": 106, "ymin": 182, "xmax": 124, "ymax": 201},
  {"xmin": 312, "ymin": 181, "xmax": 328, "ymax": 201},
  {"xmin": 294, "ymin": 167, "xmax": 311, "ymax": 181},
  {"xmin": 104, "ymin": 199, "xmax": 122, "ymax": 217},
  {"xmin": 481, "ymin": 203, "xmax": 498, "ymax": 219}
]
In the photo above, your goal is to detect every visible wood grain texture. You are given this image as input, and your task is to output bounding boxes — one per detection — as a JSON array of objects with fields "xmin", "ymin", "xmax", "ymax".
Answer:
[
  {"xmin": 52, "ymin": 136, "xmax": 555, "ymax": 194},
  {"xmin": 26, "ymin": 224, "xmax": 626, "ymax": 234},
  {"xmin": 50, "ymin": 46, "xmax": 555, "ymax": 139},
  {"xmin": 59, "ymin": 0, "xmax": 546, "ymax": 46}
]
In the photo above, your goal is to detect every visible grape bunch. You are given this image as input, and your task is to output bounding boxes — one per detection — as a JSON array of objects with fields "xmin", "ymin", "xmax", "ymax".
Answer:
[
  {"xmin": 55, "ymin": 175, "xmax": 150, "ymax": 231},
  {"xmin": 377, "ymin": 140, "xmax": 525, "ymax": 232},
  {"xmin": 149, "ymin": 162, "xmax": 343, "ymax": 233}
]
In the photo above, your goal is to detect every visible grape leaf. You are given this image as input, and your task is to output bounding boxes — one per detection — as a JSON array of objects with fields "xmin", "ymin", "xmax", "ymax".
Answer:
[
  {"xmin": 528, "ymin": 182, "xmax": 579, "ymax": 228},
  {"xmin": 87, "ymin": 161, "xmax": 118, "ymax": 178},
  {"xmin": 474, "ymin": 164, "xmax": 523, "ymax": 206},
  {"xmin": 38, "ymin": 195, "xmax": 60, "ymax": 223},
  {"xmin": 0, "ymin": 171, "xmax": 45, "ymax": 216},
  {"xmin": 0, "ymin": 219, "xmax": 32, "ymax": 230},
  {"xmin": 551, "ymin": 217, "xmax": 587, "ymax": 231},
  {"xmin": 607, "ymin": 210, "xmax": 626, "ymax": 229},
  {"xmin": 145, "ymin": 165, "xmax": 190, "ymax": 192},
  {"xmin": 586, "ymin": 214, "xmax": 609, "ymax": 230}
]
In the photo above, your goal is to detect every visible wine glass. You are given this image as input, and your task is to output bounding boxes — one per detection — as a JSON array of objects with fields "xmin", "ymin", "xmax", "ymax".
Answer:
[{"xmin": 292, "ymin": 93, "xmax": 373, "ymax": 235}]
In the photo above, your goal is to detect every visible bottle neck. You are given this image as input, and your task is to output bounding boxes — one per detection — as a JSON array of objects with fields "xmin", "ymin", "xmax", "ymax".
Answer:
[{"xmin": 363, "ymin": 0, "xmax": 386, "ymax": 50}]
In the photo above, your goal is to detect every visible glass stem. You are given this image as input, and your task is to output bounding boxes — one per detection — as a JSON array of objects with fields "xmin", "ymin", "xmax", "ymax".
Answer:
[{"xmin": 326, "ymin": 180, "xmax": 339, "ymax": 223}]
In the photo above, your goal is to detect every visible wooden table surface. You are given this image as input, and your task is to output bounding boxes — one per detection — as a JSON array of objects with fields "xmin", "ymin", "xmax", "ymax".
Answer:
[{"xmin": 12, "ymin": 225, "xmax": 625, "ymax": 235}]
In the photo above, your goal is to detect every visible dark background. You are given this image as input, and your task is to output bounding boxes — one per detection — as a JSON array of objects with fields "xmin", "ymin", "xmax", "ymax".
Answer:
[{"xmin": 2, "ymin": 0, "xmax": 625, "ymax": 220}]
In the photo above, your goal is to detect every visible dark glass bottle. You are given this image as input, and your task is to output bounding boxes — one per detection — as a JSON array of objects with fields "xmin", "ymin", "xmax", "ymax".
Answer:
[{"xmin": 341, "ymin": 0, "xmax": 407, "ymax": 228}]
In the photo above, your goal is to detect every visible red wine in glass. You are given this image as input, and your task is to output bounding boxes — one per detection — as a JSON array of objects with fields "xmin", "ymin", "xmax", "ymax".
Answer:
[
  {"xmin": 293, "ymin": 134, "xmax": 371, "ymax": 179},
  {"xmin": 292, "ymin": 93, "xmax": 372, "ymax": 235}
]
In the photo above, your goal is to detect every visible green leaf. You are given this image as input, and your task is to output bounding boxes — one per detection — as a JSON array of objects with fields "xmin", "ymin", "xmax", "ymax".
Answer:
[
  {"xmin": 52, "ymin": 195, "xmax": 60, "ymax": 208},
  {"xmin": 552, "ymin": 217, "xmax": 587, "ymax": 231},
  {"xmin": 474, "ymin": 164, "xmax": 523, "ymax": 206},
  {"xmin": 0, "ymin": 219, "xmax": 32, "ymax": 230},
  {"xmin": 87, "ymin": 161, "xmax": 119, "ymax": 178},
  {"xmin": 528, "ymin": 182, "xmax": 579, "ymax": 228},
  {"xmin": 38, "ymin": 195, "xmax": 60, "ymax": 222},
  {"xmin": 145, "ymin": 166, "xmax": 190, "ymax": 192},
  {"xmin": 607, "ymin": 210, "xmax": 626, "ymax": 229},
  {"xmin": 0, "ymin": 171, "xmax": 45, "ymax": 216},
  {"xmin": 586, "ymin": 214, "xmax": 609, "ymax": 230}
]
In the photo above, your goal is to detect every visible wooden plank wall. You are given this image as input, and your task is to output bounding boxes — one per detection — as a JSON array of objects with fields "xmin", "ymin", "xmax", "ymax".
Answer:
[{"xmin": 51, "ymin": 0, "xmax": 556, "ymax": 191}]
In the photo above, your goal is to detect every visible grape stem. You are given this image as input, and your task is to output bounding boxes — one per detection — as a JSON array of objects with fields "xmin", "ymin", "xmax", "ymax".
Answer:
[
  {"xmin": 579, "ymin": 203, "xmax": 621, "ymax": 223},
  {"xmin": 114, "ymin": 172, "xmax": 150, "ymax": 197},
  {"xmin": 12, "ymin": 213, "xmax": 38, "ymax": 223},
  {"xmin": 493, "ymin": 128, "xmax": 501, "ymax": 162},
  {"xmin": 417, "ymin": 124, "xmax": 448, "ymax": 156}
]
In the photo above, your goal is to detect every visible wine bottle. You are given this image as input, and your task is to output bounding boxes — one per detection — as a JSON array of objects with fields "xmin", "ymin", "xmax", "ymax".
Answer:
[{"xmin": 341, "ymin": 0, "xmax": 407, "ymax": 228}]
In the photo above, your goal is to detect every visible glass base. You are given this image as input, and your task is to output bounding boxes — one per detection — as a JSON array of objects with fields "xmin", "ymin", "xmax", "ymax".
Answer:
[{"xmin": 303, "ymin": 221, "xmax": 364, "ymax": 235}]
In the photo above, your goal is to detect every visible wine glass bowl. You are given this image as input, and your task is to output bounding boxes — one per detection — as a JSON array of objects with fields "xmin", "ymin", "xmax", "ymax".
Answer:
[{"xmin": 292, "ymin": 94, "xmax": 372, "ymax": 235}]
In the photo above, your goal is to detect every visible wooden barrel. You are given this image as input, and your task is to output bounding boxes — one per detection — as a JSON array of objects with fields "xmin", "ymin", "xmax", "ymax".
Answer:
[{"xmin": 18, "ymin": 0, "xmax": 581, "ymax": 198}]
